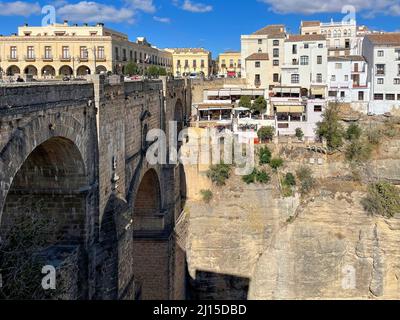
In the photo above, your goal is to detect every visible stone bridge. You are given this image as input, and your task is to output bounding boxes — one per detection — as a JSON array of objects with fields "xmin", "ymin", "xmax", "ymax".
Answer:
[{"xmin": 0, "ymin": 76, "xmax": 191, "ymax": 300}]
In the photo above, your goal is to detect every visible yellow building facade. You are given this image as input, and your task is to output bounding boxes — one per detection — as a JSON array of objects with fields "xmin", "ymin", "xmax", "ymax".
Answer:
[
  {"xmin": 165, "ymin": 48, "xmax": 212, "ymax": 77},
  {"xmin": 0, "ymin": 22, "xmax": 173, "ymax": 79},
  {"xmin": 217, "ymin": 51, "xmax": 241, "ymax": 77}
]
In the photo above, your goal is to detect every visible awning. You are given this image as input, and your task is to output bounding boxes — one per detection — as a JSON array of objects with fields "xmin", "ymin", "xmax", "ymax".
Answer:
[
  {"xmin": 227, "ymin": 71, "xmax": 236, "ymax": 76},
  {"xmin": 219, "ymin": 91, "xmax": 231, "ymax": 97},
  {"xmin": 311, "ymin": 87, "xmax": 326, "ymax": 96},
  {"xmin": 276, "ymin": 105, "xmax": 305, "ymax": 113},
  {"xmin": 207, "ymin": 90, "xmax": 219, "ymax": 96}
]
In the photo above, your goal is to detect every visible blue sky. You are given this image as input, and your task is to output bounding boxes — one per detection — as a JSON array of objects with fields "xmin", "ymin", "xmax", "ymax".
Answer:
[{"xmin": 0, "ymin": 0, "xmax": 399, "ymax": 58}]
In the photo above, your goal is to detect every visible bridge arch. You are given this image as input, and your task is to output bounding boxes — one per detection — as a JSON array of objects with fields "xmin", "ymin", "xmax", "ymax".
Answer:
[
  {"xmin": 0, "ymin": 136, "xmax": 89, "ymax": 299},
  {"xmin": 24, "ymin": 65, "xmax": 38, "ymax": 76},
  {"xmin": 41, "ymin": 65, "xmax": 56, "ymax": 77},
  {"xmin": 59, "ymin": 65, "xmax": 73, "ymax": 76},
  {"xmin": 77, "ymin": 65, "xmax": 91, "ymax": 76},
  {"xmin": 6, "ymin": 65, "xmax": 20, "ymax": 76}
]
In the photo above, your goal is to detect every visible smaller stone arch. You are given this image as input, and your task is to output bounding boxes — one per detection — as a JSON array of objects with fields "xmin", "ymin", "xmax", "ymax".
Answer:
[
  {"xmin": 59, "ymin": 65, "xmax": 73, "ymax": 76},
  {"xmin": 24, "ymin": 65, "xmax": 38, "ymax": 76},
  {"xmin": 96, "ymin": 65, "xmax": 107, "ymax": 74},
  {"xmin": 6, "ymin": 65, "xmax": 20, "ymax": 76},
  {"xmin": 77, "ymin": 65, "xmax": 91, "ymax": 76},
  {"xmin": 42, "ymin": 65, "xmax": 56, "ymax": 78}
]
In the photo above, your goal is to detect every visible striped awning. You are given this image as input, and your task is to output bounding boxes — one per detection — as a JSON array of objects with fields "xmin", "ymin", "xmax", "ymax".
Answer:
[{"xmin": 276, "ymin": 105, "xmax": 305, "ymax": 113}]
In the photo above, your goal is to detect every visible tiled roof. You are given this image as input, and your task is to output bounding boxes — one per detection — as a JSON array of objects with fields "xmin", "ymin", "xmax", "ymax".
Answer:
[
  {"xmin": 167, "ymin": 48, "xmax": 210, "ymax": 54},
  {"xmin": 246, "ymin": 53, "xmax": 269, "ymax": 61},
  {"xmin": 286, "ymin": 34, "xmax": 326, "ymax": 42},
  {"xmin": 328, "ymin": 55, "xmax": 366, "ymax": 62},
  {"xmin": 365, "ymin": 33, "xmax": 400, "ymax": 46},
  {"xmin": 252, "ymin": 24, "xmax": 286, "ymax": 37},
  {"xmin": 301, "ymin": 21, "xmax": 321, "ymax": 27}
]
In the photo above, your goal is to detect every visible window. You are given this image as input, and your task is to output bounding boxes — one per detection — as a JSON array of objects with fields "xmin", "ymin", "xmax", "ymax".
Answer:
[
  {"xmin": 314, "ymin": 105, "xmax": 322, "ymax": 112},
  {"xmin": 273, "ymin": 60, "xmax": 279, "ymax": 66},
  {"xmin": 10, "ymin": 46, "xmax": 17, "ymax": 59},
  {"xmin": 374, "ymin": 94, "xmax": 384, "ymax": 100},
  {"xmin": 258, "ymin": 39, "xmax": 262, "ymax": 44},
  {"xmin": 345, "ymin": 75, "xmax": 349, "ymax": 81},
  {"xmin": 184, "ymin": 60, "xmax": 189, "ymax": 68},
  {"xmin": 97, "ymin": 46, "xmax": 105, "ymax": 59},
  {"xmin": 201, "ymin": 60, "xmax": 205, "ymax": 68},
  {"xmin": 335, "ymin": 63, "xmax": 342, "ymax": 69},
  {"xmin": 300, "ymin": 56, "xmax": 309, "ymax": 65},
  {"xmin": 129, "ymin": 50, "xmax": 133, "ymax": 61},
  {"xmin": 358, "ymin": 91, "xmax": 364, "ymax": 101},
  {"xmin": 329, "ymin": 91, "xmax": 337, "ymax": 97},
  {"xmin": 62, "ymin": 46, "xmax": 70, "ymax": 59},
  {"xmin": 394, "ymin": 78, "xmax": 400, "ymax": 85},
  {"xmin": 341, "ymin": 91, "xmax": 345, "ymax": 98},
  {"xmin": 376, "ymin": 64, "xmax": 385, "ymax": 75},
  {"xmin": 255, "ymin": 61, "xmax": 261, "ymax": 68},
  {"xmin": 345, "ymin": 39, "xmax": 350, "ymax": 49},
  {"xmin": 377, "ymin": 50, "xmax": 384, "ymax": 57},
  {"xmin": 44, "ymin": 46, "xmax": 52, "ymax": 59},
  {"xmin": 292, "ymin": 44, "xmax": 297, "ymax": 54},
  {"xmin": 255, "ymin": 74, "xmax": 261, "ymax": 84},
  {"xmin": 316, "ymin": 73, "xmax": 322, "ymax": 83},
  {"xmin": 318, "ymin": 43, "xmax": 323, "ymax": 48},
  {"xmin": 123, "ymin": 49, "xmax": 127, "ymax": 61},
  {"xmin": 80, "ymin": 46, "xmax": 88, "ymax": 59},
  {"xmin": 177, "ymin": 60, "xmax": 181, "ymax": 67},
  {"xmin": 273, "ymin": 40, "xmax": 279, "ymax": 46},
  {"xmin": 230, "ymin": 59, "xmax": 234, "ymax": 68},
  {"xmin": 331, "ymin": 75, "xmax": 336, "ymax": 81},
  {"xmin": 291, "ymin": 74, "xmax": 299, "ymax": 84},
  {"xmin": 27, "ymin": 46, "xmax": 34, "ymax": 59},
  {"xmin": 398, "ymin": 94, "xmax": 400, "ymax": 100},
  {"xmin": 193, "ymin": 60, "xmax": 197, "ymax": 68},
  {"xmin": 258, "ymin": 48, "xmax": 262, "ymax": 53},
  {"xmin": 317, "ymin": 55, "xmax": 322, "ymax": 64},
  {"xmin": 273, "ymin": 73, "xmax": 279, "ymax": 82},
  {"xmin": 386, "ymin": 94, "xmax": 395, "ymax": 100},
  {"xmin": 273, "ymin": 48, "xmax": 279, "ymax": 57},
  {"xmin": 398, "ymin": 64, "xmax": 400, "ymax": 75},
  {"xmin": 304, "ymin": 44, "xmax": 309, "ymax": 49},
  {"xmin": 377, "ymin": 78, "xmax": 384, "ymax": 85}
]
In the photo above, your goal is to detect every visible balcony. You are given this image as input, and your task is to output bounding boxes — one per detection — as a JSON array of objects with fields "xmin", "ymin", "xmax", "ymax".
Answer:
[
  {"xmin": 96, "ymin": 56, "xmax": 106, "ymax": 62},
  {"xmin": 60, "ymin": 55, "xmax": 71, "ymax": 62},
  {"xmin": 7, "ymin": 55, "xmax": 18, "ymax": 62},
  {"xmin": 24, "ymin": 55, "xmax": 36, "ymax": 62},
  {"xmin": 42, "ymin": 55, "xmax": 53, "ymax": 62},
  {"xmin": 254, "ymin": 79, "xmax": 261, "ymax": 88}
]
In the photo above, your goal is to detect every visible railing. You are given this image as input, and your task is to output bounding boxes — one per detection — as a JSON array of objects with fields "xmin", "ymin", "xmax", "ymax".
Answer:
[
  {"xmin": 42, "ymin": 55, "xmax": 53, "ymax": 61},
  {"xmin": 7, "ymin": 55, "xmax": 18, "ymax": 61},
  {"xmin": 60, "ymin": 55, "xmax": 71, "ymax": 62},
  {"xmin": 24, "ymin": 55, "xmax": 36, "ymax": 62}
]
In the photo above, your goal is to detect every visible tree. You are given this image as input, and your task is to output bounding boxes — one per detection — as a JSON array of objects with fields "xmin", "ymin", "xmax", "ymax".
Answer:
[
  {"xmin": 239, "ymin": 96, "xmax": 252, "ymax": 109},
  {"xmin": 316, "ymin": 102, "xmax": 344, "ymax": 149},
  {"xmin": 259, "ymin": 146, "xmax": 272, "ymax": 165},
  {"xmin": 345, "ymin": 123, "xmax": 362, "ymax": 141},
  {"xmin": 295, "ymin": 128, "xmax": 304, "ymax": 140},
  {"xmin": 362, "ymin": 182, "xmax": 400, "ymax": 218},
  {"xmin": 296, "ymin": 166, "xmax": 316, "ymax": 195},
  {"xmin": 158, "ymin": 67, "xmax": 167, "ymax": 76},
  {"xmin": 251, "ymin": 96, "xmax": 267, "ymax": 114},
  {"xmin": 258, "ymin": 126, "xmax": 275, "ymax": 143},
  {"xmin": 345, "ymin": 139, "xmax": 372, "ymax": 163},
  {"xmin": 124, "ymin": 62, "xmax": 139, "ymax": 76},
  {"xmin": 147, "ymin": 65, "xmax": 160, "ymax": 78}
]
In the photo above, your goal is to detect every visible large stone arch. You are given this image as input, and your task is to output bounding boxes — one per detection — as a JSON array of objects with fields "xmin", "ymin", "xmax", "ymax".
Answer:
[
  {"xmin": 96, "ymin": 65, "xmax": 107, "ymax": 74},
  {"xmin": 24, "ymin": 65, "xmax": 38, "ymax": 76},
  {"xmin": 59, "ymin": 65, "xmax": 73, "ymax": 76},
  {"xmin": 0, "ymin": 136, "xmax": 89, "ymax": 299},
  {"xmin": 41, "ymin": 65, "xmax": 56, "ymax": 77},
  {"xmin": 77, "ymin": 65, "xmax": 91, "ymax": 76},
  {"xmin": 6, "ymin": 65, "xmax": 20, "ymax": 76}
]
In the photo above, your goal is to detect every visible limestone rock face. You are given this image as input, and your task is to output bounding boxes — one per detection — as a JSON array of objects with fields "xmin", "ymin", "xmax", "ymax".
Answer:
[{"xmin": 187, "ymin": 179, "xmax": 400, "ymax": 300}]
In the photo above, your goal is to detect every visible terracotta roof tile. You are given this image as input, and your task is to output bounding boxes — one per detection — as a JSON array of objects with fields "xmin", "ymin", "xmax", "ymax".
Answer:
[
  {"xmin": 252, "ymin": 24, "xmax": 286, "ymax": 37},
  {"xmin": 286, "ymin": 34, "xmax": 326, "ymax": 42},
  {"xmin": 301, "ymin": 21, "xmax": 321, "ymax": 27},
  {"xmin": 365, "ymin": 33, "xmax": 400, "ymax": 46},
  {"xmin": 246, "ymin": 53, "xmax": 269, "ymax": 61}
]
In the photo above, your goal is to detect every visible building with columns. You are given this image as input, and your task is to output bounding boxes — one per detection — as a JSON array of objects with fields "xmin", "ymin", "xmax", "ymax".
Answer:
[{"xmin": 0, "ymin": 22, "xmax": 172, "ymax": 79}]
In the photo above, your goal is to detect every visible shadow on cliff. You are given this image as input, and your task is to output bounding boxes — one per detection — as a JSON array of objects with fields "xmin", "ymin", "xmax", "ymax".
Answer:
[{"xmin": 187, "ymin": 270, "xmax": 250, "ymax": 300}]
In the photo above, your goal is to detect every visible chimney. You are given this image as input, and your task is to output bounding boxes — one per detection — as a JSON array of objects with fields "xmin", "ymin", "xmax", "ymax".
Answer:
[{"xmin": 64, "ymin": 20, "xmax": 68, "ymax": 26}]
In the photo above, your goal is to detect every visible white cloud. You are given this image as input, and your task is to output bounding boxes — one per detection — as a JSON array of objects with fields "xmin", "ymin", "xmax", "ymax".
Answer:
[
  {"xmin": 258, "ymin": 0, "xmax": 400, "ymax": 16},
  {"xmin": 182, "ymin": 0, "xmax": 213, "ymax": 13},
  {"xmin": 153, "ymin": 16, "xmax": 171, "ymax": 23},
  {"xmin": 125, "ymin": 0, "xmax": 156, "ymax": 13},
  {"xmin": 0, "ymin": 1, "xmax": 41, "ymax": 16},
  {"xmin": 58, "ymin": 1, "xmax": 136, "ymax": 24}
]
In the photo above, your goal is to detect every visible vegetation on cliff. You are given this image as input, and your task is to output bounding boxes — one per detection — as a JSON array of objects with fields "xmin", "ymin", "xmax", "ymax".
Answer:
[{"xmin": 362, "ymin": 182, "xmax": 400, "ymax": 218}]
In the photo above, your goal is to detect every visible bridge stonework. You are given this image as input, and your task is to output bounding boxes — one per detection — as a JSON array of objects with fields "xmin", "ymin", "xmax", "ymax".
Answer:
[{"xmin": 0, "ymin": 76, "xmax": 191, "ymax": 300}]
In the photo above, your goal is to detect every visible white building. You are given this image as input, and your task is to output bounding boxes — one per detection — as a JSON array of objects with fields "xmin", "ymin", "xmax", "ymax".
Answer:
[
  {"xmin": 241, "ymin": 25, "xmax": 286, "ymax": 89},
  {"xmin": 281, "ymin": 34, "xmax": 328, "ymax": 96},
  {"xmin": 300, "ymin": 19, "xmax": 359, "ymax": 56},
  {"xmin": 363, "ymin": 33, "xmax": 400, "ymax": 114},
  {"xmin": 327, "ymin": 55, "xmax": 370, "ymax": 112}
]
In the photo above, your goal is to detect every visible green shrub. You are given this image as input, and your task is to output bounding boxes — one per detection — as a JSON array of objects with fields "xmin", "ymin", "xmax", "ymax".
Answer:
[
  {"xmin": 283, "ymin": 173, "xmax": 296, "ymax": 187},
  {"xmin": 345, "ymin": 123, "xmax": 362, "ymax": 141},
  {"xmin": 251, "ymin": 96, "xmax": 267, "ymax": 114},
  {"xmin": 207, "ymin": 163, "xmax": 231, "ymax": 186},
  {"xmin": 200, "ymin": 189, "xmax": 213, "ymax": 204},
  {"xmin": 366, "ymin": 127, "xmax": 382, "ymax": 145},
  {"xmin": 259, "ymin": 146, "xmax": 272, "ymax": 165},
  {"xmin": 345, "ymin": 139, "xmax": 373, "ymax": 163},
  {"xmin": 383, "ymin": 121, "xmax": 398, "ymax": 138},
  {"xmin": 295, "ymin": 128, "xmax": 304, "ymax": 140},
  {"xmin": 296, "ymin": 166, "xmax": 316, "ymax": 195},
  {"xmin": 316, "ymin": 102, "xmax": 344, "ymax": 149},
  {"xmin": 239, "ymin": 96, "xmax": 252, "ymax": 109},
  {"xmin": 257, "ymin": 126, "xmax": 275, "ymax": 143},
  {"xmin": 362, "ymin": 182, "xmax": 400, "ymax": 218},
  {"xmin": 242, "ymin": 169, "xmax": 270, "ymax": 185},
  {"xmin": 270, "ymin": 158, "xmax": 284, "ymax": 171}
]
